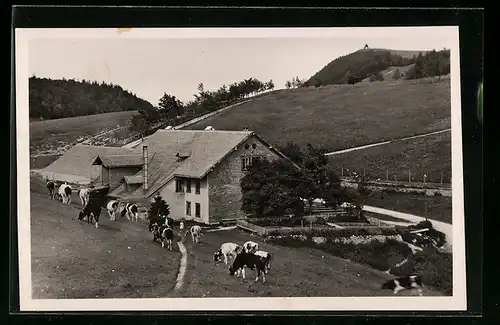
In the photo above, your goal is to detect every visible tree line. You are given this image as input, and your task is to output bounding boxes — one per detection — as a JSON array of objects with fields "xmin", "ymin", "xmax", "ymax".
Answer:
[
  {"xmin": 29, "ymin": 76, "xmax": 155, "ymax": 120},
  {"xmin": 240, "ymin": 142, "xmax": 364, "ymax": 218},
  {"xmin": 404, "ymin": 49, "xmax": 450, "ymax": 80},
  {"xmin": 130, "ymin": 77, "xmax": 275, "ymax": 133}
]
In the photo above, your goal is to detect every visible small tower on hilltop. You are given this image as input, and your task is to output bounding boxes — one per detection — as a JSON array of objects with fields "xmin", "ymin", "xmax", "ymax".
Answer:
[{"xmin": 364, "ymin": 44, "xmax": 369, "ymax": 49}]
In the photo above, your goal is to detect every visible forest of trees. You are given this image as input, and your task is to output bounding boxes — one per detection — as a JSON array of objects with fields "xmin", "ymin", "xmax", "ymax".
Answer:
[
  {"xmin": 29, "ymin": 76, "xmax": 155, "ymax": 120},
  {"xmin": 404, "ymin": 49, "xmax": 450, "ymax": 80},
  {"xmin": 304, "ymin": 49, "xmax": 416, "ymax": 87},
  {"xmin": 130, "ymin": 77, "xmax": 275, "ymax": 133}
]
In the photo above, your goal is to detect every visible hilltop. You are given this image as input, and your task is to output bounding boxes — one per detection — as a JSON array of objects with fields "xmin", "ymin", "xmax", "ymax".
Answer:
[
  {"xmin": 29, "ymin": 76, "xmax": 155, "ymax": 120},
  {"xmin": 304, "ymin": 48, "xmax": 449, "ymax": 87},
  {"xmin": 183, "ymin": 77, "xmax": 451, "ymax": 152}
]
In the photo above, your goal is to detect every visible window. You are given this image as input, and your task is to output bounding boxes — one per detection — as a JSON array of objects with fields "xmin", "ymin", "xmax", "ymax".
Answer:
[
  {"xmin": 252, "ymin": 144, "xmax": 257, "ymax": 149},
  {"xmin": 186, "ymin": 179, "xmax": 191, "ymax": 193},
  {"xmin": 195, "ymin": 203, "xmax": 201, "ymax": 218},
  {"xmin": 195, "ymin": 179, "xmax": 201, "ymax": 194},
  {"xmin": 175, "ymin": 179, "xmax": 184, "ymax": 193},
  {"xmin": 241, "ymin": 156, "xmax": 261, "ymax": 171},
  {"xmin": 186, "ymin": 201, "xmax": 191, "ymax": 216}
]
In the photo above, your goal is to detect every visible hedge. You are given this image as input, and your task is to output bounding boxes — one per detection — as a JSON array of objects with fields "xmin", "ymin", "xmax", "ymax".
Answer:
[{"xmin": 264, "ymin": 226, "xmax": 400, "ymax": 238}]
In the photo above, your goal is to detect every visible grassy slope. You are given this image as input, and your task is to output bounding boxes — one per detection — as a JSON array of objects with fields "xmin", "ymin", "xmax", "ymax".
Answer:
[
  {"xmin": 329, "ymin": 131, "xmax": 451, "ymax": 184},
  {"xmin": 172, "ymin": 229, "xmax": 444, "ymax": 297},
  {"xmin": 185, "ymin": 78, "xmax": 451, "ymax": 151},
  {"xmin": 30, "ymin": 177, "xmax": 180, "ymax": 299},
  {"xmin": 30, "ymin": 110, "xmax": 137, "ymax": 155},
  {"xmin": 30, "ymin": 176, "xmax": 444, "ymax": 298}
]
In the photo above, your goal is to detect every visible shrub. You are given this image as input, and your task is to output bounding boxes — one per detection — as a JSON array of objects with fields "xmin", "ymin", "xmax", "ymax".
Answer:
[{"xmin": 434, "ymin": 191, "xmax": 443, "ymax": 196}]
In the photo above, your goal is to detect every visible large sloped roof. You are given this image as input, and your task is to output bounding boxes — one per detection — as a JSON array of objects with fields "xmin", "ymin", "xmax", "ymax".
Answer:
[
  {"xmin": 93, "ymin": 153, "xmax": 144, "ymax": 168},
  {"xmin": 43, "ymin": 144, "xmax": 134, "ymax": 180},
  {"xmin": 127, "ymin": 129, "xmax": 254, "ymax": 197}
]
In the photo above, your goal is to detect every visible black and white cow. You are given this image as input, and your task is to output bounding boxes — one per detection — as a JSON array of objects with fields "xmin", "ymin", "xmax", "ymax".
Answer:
[
  {"xmin": 106, "ymin": 200, "xmax": 120, "ymax": 221},
  {"xmin": 214, "ymin": 242, "xmax": 241, "ymax": 265},
  {"xmin": 58, "ymin": 183, "xmax": 72, "ymax": 205},
  {"xmin": 229, "ymin": 252, "xmax": 267, "ymax": 283},
  {"xmin": 161, "ymin": 226, "xmax": 174, "ymax": 250},
  {"xmin": 150, "ymin": 223, "xmax": 162, "ymax": 242},
  {"xmin": 78, "ymin": 188, "xmax": 91, "ymax": 206},
  {"xmin": 254, "ymin": 250, "xmax": 272, "ymax": 273},
  {"xmin": 46, "ymin": 180, "xmax": 56, "ymax": 199},
  {"xmin": 185, "ymin": 225, "xmax": 202, "ymax": 243},
  {"xmin": 242, "ymin": 241, "xmax": 259, "ymax": 254},
  {"xmin": 78, "ymin": 200, "xmax": 101, "ymax": 229},
  {"xmin": 381, "ymin": 275, "xmax": 424, "ymax": 296},
  {"xmin": 120, "ymin": 203, "xmax": 139, "ymax": 222}
]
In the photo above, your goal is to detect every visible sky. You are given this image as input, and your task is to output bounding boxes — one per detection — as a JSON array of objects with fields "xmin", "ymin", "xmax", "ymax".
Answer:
[{"xmin": 27, "ymin": 28, "xmax": 456, "ymax": 106}]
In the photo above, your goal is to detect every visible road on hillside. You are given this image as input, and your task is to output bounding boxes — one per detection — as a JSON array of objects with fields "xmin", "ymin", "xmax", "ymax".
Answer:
[
  {"xmin": 325, "ymin": 128, "xmax": 451, "ymax": 156},
  {"xmin": 363, "ymin": 205, "xmax": 453, "ymax": 253}
]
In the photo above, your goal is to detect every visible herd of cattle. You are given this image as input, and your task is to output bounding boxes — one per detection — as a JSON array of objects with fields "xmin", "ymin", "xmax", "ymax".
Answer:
[
  {"xmin": 45, "ymin": 179, "xmax": 273, "ymax": 283},
  {"xmin": 44, "ymin": 179, "xmax": 425, "ymax": 292}
]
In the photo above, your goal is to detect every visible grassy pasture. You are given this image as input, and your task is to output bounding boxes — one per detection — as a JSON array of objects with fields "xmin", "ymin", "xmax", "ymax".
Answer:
[
  {"xmin": 30, "ymin": 111, "xmax": 137, "ymax": 155},
  {"xmin": 184, "ymin": 78, "xmax": 451, "ymax": 151},
  {"xmin": 329, "ymin": 130, "xmax": 452, "ymax": 184}
]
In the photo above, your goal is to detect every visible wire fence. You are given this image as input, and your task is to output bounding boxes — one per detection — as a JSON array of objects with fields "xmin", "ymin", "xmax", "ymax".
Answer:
[{"xmin": 337, "ymin": 166, "xmax": 452, "ymax": 187}]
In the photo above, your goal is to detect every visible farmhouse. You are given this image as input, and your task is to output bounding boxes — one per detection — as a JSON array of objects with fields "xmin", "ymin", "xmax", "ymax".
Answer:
[{"xmin": 42, "ymin": 129, "xmax": 290, "ymax": 224}]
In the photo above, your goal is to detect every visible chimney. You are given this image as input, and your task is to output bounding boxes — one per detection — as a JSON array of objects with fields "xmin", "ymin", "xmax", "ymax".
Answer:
[{"xmin": 142, "ymin": 145, "xmax": 148, "ymax": 190}]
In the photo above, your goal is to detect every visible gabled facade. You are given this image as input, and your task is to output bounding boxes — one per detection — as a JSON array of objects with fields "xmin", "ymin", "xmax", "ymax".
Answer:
[{"xmin": 109, "ymin": 129, "xmax": 291, "ymax": 224}]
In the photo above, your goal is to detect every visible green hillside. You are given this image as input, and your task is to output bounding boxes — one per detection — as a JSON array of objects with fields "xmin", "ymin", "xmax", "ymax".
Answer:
[
  {"xmin": 184, "ymin": 78, "xmax": 451, "ymax": 152},
  {"xmin": 29, "ymin": 76, "xmax": 155, "ymax": 120},
  {"xmin": 304, "ymin": 49, "xmax": 421, "ymax": 86}
]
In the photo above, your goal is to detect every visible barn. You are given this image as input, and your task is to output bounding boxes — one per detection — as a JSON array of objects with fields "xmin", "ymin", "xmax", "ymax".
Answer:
[{"xmin": 40, "ymin": 145, "xmax": 135, "ymax": 185}]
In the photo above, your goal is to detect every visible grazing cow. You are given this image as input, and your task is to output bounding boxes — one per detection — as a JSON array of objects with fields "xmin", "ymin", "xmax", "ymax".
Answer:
[
  {"xmin": 150, "ymin": 223, "xmax": 162, "ymax": 242},
  {"xmin": 214, "ymin": 242, "xmax": 241, "ymax": 265},
  {"xmin": 58, "ymin": 183, "xmax": 72, "ymax": 205},
  {"xmin": 46, "ymin": 180, "xmax": 56, "ymax": 199},
  {"xmin": 120, "ymin": 203, "xmax": 139, "ymax": 221},
  {"xmin": 186, "ymin": 225, "xmax": 202, "ymax": 243},
  {"xmin": 78, "ymin": 188, "xmax": 91, "ymax": 206},
  {"xmin": 242, "ymin": 241, "xmax": 259, "ymax": 254},
  {"xmin": 106, "ymin": 200, "xmax": 120, "ymax": 221},
  {"xmin": 381, "ymin": 275, "xmax": 424, "ymax": 296},
  {"xmin": 229, "ymin": 252, "xmax": 267, "ymax": 283},
  {"xmin": 78, "ymin": 200, "xmax": 101, "ymax": 229},
  {"xmin": 254, "ymin": 250, "xmax": 272, "ymax": 273},
  {"xmin": 161, "ymin": 226, "xmax": 174, "ymax": 250}
]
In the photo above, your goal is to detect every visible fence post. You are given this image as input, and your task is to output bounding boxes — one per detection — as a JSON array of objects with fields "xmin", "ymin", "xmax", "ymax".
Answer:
[
  {"xmin": 386, "ymin": 170, "xmax": 389, "ymax": 181},
  {"xmin": 441, "ymin": 171, "xmax": 444, "ymax": 184},
  {"xmin": 341, "ymin": 167, "xmax": 344, "ymax": 177},
  {"xmin": 408, "ymin": 170, "xmax": 411, "ymax": 184}
]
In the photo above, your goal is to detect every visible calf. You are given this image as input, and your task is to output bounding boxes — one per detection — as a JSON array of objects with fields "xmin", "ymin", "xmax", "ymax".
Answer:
[
  {"xmin": 46, "ymin": 180, "xmax": 56, "ymax": 199},
  {"xmin": 214, "ymin": 242, "xmax": 241, "ymax": 265},
  {"xmin": 161, "ymin": 226, "xmax": 174, "ymax": 250},
  {"xmin": 229, "ymin": 252, "xmax": 267, "ymax": 283},
  {"xmin": 242, "ymin": 241, "xmax": 259, "ymax": 253},
  {"xmin": 254, "ymin": 250, "xmax": 272, "ymax": 273},
  {"xmin": 106, "ymin": 200, "xmax": 119, "ymax": 221},
  {"xmin": 78, "ymin": 200, "xmax": 101, "ymax": 229},
  {"xmin": 186, "ymin": 225, "xmax": 202, "ymax": 243},
  {"xmin": 78, "ymin": 188, "xmax": 91, "ymax": 206},
  {"xmin": 120, "ymin": 203, "xmax": 139, "ymax": 222},
  {"xmin": 381, "ymin": 275, "xmax": 424, "ymax": 296},
  {"xmin": 179, "ymin": 221, "xmax": 185, "ymax": 231},
  {"xmin": 58, "ymin": 183, "xmax": 72, "ymax": 205}
]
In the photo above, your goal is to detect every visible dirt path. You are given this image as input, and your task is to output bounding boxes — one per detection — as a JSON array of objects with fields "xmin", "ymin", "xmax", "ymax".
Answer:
[{"xmin": 325, "ymin": 128, "xmax": 451, "ymax": 156}]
